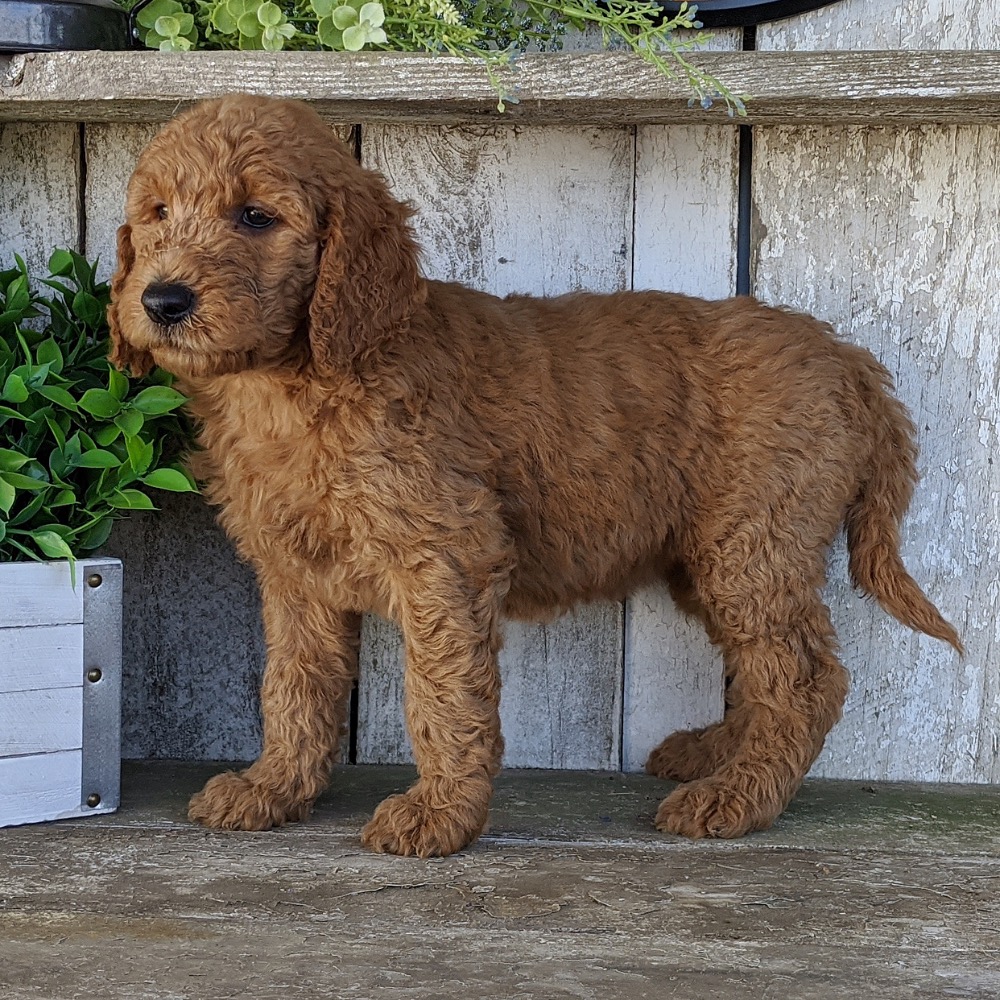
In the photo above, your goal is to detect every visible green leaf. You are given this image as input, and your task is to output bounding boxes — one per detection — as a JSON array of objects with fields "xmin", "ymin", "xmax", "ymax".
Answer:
[
  {"xmin": 34, "ymin": 522, "xmax": 73, "ymax": 540},
  {"xmin": 108, "ymin": 367, "xmax": 130, "ymax": 402},
  {"xmin": 137, "ymin": 0, "xmax": 179, "ymax": 30},
  {"xmin": 257, "ymin": 1, "xmax": 282, "ymax": 26},
  {"xmin": 49, "ymin": 489, "xmax": 76, "ymax": 507},
  {"xmin": 109, "ymin": 489, "xmax": 156, "ymax": 510},
  {"xmin": 63, "ymin": 431, "xmax": 82, "ymax": 462},
  {"xmin": 311, "ymin": 0, "xmax": 335, "ymax": 15},
  {"xmin": 0, "ymin": 447, "xmax": 29, "ymax": 472},
  {"xmin": 47, "ymin": 249, "xmax": 75, "ymax": 277},
  {"xmin": 2, "ymin": 372, "xmax": 28, "ymax": 403},
  {"xmin": 211, "ymin": 3, "xmax": 238, "ymax": 32},
  {"xmin": 8, "ymin": 489, "xmax": 47, "ymax": 526},
  {"xmin": 142, "ymin": 467, "xmax": 197, "ymax": 492},
  {"xmin": 130, "ymin": 385, "xmax": 187, "ymax": 415},
  {"xmin": 332, "ymin": 5, "xmax": 358, "ymax": 29},
  {"xmin": 79, "ymin": 388, "xmax": 123, "ymax": 418},
  {"xmin": 237, "ymin": 10, "xmax": 262, "ymax": 35},
  {"xmin": 35, "ymin": 384, "xmax": 79, "ymax": 410},
  {"xmin": 71, "ymin": 290, "xmax": 104, "ymax": 329},
  {"xmin": 155, "ymin": 14, "xmax": 182, "ymax": 37},
  {"xmin": 261, "ymin": 24, "xmax": 287, "ymax": 49},
  {"xmin": 342, "ymin": 22, "xmax": 367, "ymax": 49},
  {"xmin": 0, "ymin": 476, "xmax": 14, "ymax": 514},
  {"xmin": 43, "ymin": 412, "xmax": 68, "ymax": 450},
  {"xmin": 126, "ymin": 436, "xmax": 155, "ymax": 476},
  {"xmin": 75, "ymin": 449, "xmax": 123, "ymax": 470},
  {"xmin": 115, "ymin": 408, "xmax": 145, "ymax": 438},
  {"xmin": 32, "ymin": 529, "xmax": 75, "ymax": 561},
  {"xmin": 35, "ymin": 337, "xmax": 64, "ymax": 373},
  {"xmin": 359, "ymin": 2, "xmax": 384, "ymax": 26},
  {"xmin": 95, "ymin": 424, "xmax": 122, "ymax": 446},
  {"xmin": 1, "ymin": 471, "xmax": 49, "ymax": 491},
  {"xmin": 22, "ymin": 361, "xmax": 53, "ymax": 389},
  {"xmin": 5, "ymin": 275, "xmax": 30, "ymax": 314},
  {"xmin": 80, "ymin": 517, "xmax": 115, "ymax": 551},
  {"xmin": 316, "ymin": 16, "xmax": 344, "ymax": 47}
]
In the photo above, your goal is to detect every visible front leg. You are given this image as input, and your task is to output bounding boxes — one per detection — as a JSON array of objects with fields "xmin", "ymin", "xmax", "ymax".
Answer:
[
  {"xmin": 362, "ymin": 552, "xmax": 509, "ymax": 858},
  {"xmin": 189, "ymin": 573, "xmax": 360, "ymax": 831}
]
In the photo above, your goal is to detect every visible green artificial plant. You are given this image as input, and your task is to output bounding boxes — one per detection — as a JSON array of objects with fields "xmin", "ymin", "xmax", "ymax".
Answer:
[{"xmin": 0, "ymin": 250, "xmax": 197, "ymax": 571}]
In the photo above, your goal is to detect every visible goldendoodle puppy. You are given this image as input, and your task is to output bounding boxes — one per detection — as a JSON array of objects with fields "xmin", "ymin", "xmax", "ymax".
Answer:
[{"xmin": 109, "ymin": 95, "xmax": 961, "ymax": 857}]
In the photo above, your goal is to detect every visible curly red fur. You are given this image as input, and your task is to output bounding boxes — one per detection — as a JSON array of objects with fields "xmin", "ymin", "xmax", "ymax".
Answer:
[{"xmin": 109, "ymin": 95, "xmax": 961, "ymax": 857}]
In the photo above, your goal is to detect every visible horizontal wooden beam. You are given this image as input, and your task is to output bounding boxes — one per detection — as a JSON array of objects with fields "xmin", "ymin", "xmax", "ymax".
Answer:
[{"xmin": 2, "ymin": 49, "xmax": 1000, "ymax": 126}]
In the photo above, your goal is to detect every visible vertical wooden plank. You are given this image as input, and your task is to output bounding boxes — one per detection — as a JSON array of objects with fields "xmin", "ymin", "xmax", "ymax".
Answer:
[
  {"xmin": 752, "ymin": 124, "xmax": 999, "ymax": 782},
  {"xmin": 759, "ymin": 0, "xmax": 1000, "ymax": 50},
  {"xmin": 0, "ymin": 122, "xmax": 80, "ymax": 272},
  {"xmin": 84, "ymin": 122, "xmax": 160, "ymax": 280},
  {"xmin": 622, "ymin": 124, "xmax": 740, "ymax": 771},
  {"xmin": 357, "ymin": 124, "xmax": 633, "ymax": 769},
  {"xmin": 371, "ymin": 124, "xmax": 634, "ymax": 296}
]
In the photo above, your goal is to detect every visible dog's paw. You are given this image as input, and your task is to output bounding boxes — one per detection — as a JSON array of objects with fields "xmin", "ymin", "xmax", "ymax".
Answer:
[
  {"xmin": 654, "ymin": 777, "xmax": 779, "ymax": 839},
  {"xmin": 645, "ymin": 728, "xmax": 721, "ymax": 782},
  {"xmin": 188, "ymin": 770, "xmax": 311, "ymax": 831},
  {"xmin": 361, "ymin": 788, "xmax": 488, "ymax": 858}
]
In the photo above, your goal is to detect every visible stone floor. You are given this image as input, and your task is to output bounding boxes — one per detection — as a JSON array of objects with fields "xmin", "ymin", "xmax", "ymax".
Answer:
[{"xmin": 2, "ymin": 763, "xmax": 999, "ymax": 999}]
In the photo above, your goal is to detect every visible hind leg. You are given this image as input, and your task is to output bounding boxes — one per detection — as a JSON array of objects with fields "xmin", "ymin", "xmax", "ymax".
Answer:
[
  {"xmin": 655, "ymin": 552, "xmax": 849, "ymax": 839},
  {"xmin": 645, "ymin": 563, "xmax": 742, "ymax": 783}
]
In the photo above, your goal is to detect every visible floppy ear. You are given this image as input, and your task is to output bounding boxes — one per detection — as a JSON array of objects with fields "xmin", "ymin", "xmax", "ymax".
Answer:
[
  {"xmin": 308, "ymin": 169, "xmax": 426, "ymax": 375},
  {"xmin": 107, "ymin": 223, "xmax": 155, "ymax": 378}
]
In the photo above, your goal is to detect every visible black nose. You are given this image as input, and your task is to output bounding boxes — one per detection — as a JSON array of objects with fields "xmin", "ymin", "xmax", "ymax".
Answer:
[{"xmin": 141, "ymin": 282, "xmax": 196, "ymax": 326}]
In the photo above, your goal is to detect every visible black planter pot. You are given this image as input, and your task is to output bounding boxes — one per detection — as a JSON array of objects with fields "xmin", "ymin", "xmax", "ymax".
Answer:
[
  {"xmin": 656, "ymin": 0, "xmax": 843, "ymax": 28},
  {"xmin": 0, "ymin": 0, "xmax": 132, "ymax": 52}
]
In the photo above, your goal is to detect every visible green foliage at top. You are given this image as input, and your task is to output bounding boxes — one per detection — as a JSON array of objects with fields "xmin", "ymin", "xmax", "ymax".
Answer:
[
  {"xmin": 0, "ymin": 250, "xmax": 197, "ymax": 568},
  {"xmin": 135, "ymin": 0, "xmax": 198, "ymax": 49},
  {"xmin": 127, "ymin": 0, "xmax": 746, "ymax": 115}
]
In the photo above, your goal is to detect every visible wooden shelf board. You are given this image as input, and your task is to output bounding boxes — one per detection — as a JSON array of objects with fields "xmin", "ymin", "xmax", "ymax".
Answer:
[{"xmin": 2, "ymin": 49, "xmax": 1000, "ymax": 125}]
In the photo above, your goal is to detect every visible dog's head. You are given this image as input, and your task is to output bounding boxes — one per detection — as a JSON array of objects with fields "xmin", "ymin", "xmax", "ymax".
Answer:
[{"xmin": 109, "ymin": 95, "xmax": 425, "ymax": 380}]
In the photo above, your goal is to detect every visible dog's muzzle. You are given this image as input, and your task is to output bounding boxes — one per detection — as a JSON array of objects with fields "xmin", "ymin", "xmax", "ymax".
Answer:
[{"xmin": 141, "ymin": 282, "xmax": 197, "ymax": 327}]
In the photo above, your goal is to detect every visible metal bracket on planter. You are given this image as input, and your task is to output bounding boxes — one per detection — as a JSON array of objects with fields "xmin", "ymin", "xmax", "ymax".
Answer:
[
  {"xmin": 656, "ymin": 0, "xmax": 844, "ymax": 29},
  {"xmin": 80, "ymin": 558, "xmax": 123, "ymax": 818},
  {"xmin": 0, "ymin": 0, "xmax": 135, "ymax": 53}
]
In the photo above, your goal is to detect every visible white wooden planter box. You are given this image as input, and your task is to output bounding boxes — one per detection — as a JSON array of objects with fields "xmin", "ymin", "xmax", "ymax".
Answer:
[{"xmin": 0, "ymin": 557, "xmax": 121, "ymax": 827}]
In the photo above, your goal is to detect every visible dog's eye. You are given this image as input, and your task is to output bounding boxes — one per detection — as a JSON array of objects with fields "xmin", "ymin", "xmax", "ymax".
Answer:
[
  {"xmin": 240, "ymin": 207, "xmax": 276, "ymax": 230},
  {"xmin": 155, "ymin": 204, "xmax": 168, "ymax": 220}
]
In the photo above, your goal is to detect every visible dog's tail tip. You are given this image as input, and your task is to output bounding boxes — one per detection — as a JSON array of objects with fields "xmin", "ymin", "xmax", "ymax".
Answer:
[{"xmin": 849, "ymin": 541, "xmax": 964, "ymax": 655}]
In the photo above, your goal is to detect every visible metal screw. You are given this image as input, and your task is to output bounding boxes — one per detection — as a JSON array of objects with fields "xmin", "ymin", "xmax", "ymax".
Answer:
[
  {"xmin": 87, "ymin": 573, "xmax": 103, "ymax": 588},
  {"xmin": 87, "ymin": 668, "xmax": 103, "ymax": 683},
  {"xmin": 86, "ymin": 793, "xmax": 101, "ymax": 808}
]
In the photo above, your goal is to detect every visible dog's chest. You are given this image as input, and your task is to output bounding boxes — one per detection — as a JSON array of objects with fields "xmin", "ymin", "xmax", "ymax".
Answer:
[{"xmin": 196, "ymin": 388, "xmax": 386, "ymax": 590}]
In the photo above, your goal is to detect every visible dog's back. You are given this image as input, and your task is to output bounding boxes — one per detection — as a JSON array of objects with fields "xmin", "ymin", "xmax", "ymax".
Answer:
[{"xmin": 405, "ymin": 284, "xmax": 954, "ymax": 645}]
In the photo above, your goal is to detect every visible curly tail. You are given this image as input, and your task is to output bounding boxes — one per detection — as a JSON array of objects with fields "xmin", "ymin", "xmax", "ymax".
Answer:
[{"xmin": 843, "ymin": 350, "xmax": 963, "ymax": 654}]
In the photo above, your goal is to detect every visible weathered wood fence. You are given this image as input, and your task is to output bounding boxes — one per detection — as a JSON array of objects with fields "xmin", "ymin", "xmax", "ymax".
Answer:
[{"xmin": 1, "ymin": 0, "xmax": 997, "ymax": 782}]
